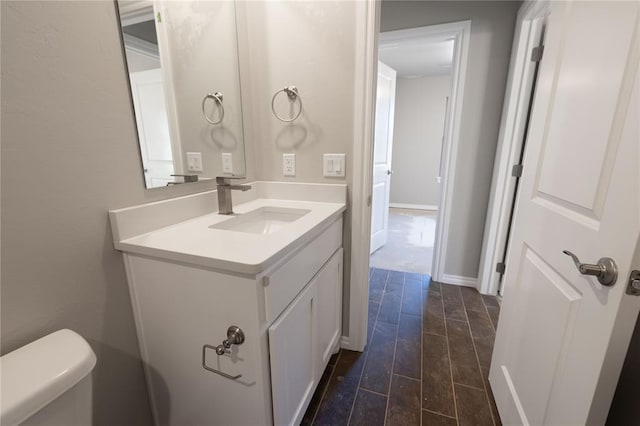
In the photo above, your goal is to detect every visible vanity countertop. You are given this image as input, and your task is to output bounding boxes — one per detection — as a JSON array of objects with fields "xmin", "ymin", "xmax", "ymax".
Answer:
[{"xmin": 114, "ymin": 198, "xmax": 346, "ymax": 274}]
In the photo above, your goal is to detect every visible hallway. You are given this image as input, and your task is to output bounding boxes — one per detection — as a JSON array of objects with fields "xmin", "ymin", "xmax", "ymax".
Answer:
[
  {"xmin": 303, "ymin": 269, "xmax": 501, "ymax": 425},
  {"xmin": 370, "ymin": 209, "xmax": 437, "ymax": 275}
]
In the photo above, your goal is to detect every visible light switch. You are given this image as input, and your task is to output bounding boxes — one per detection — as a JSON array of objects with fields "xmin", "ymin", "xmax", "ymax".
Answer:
[
  {"xmin": 283, "ymin": 153, "xmax": 296, "ymax": 177},
  {"xmin": 221, "ymin": 153, "xmax": 233, "ymax": 174},
  {"xmin": 323, "ymin": 154, "xmax": 346, "ymax": 177},
  {"xmin": 187, "ymin": 152, "xmax": 203, "ymax": 172}
]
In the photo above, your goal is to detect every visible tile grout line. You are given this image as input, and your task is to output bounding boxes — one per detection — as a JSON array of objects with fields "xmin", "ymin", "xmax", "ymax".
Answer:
[
  {"xmin": 358, "ymin": 387, "xmax": 388, "ymax": 398},
  {"xmin": 453, "ymin": 381, "xmax": 488, "ymax": 392},
  {"xmin": 482, "ymin": 296, "xmax": 498, "ymax": 333},
  {"xmin": 477, "ymin": 292, "xmax": 501, "ymax": 423},
  {"xmin": 482, "ymin": 294, "xmax": 502, "ymax": 424},
  {"xmin": 461, "ymin": 291, "xmax": 498, "ymax": 426},
  {"xmin": 345, "ymin": 270, "xmax": 389, "ymax": 425},
  {"xmin": 424, "ymin": 330, "xmax": 448, "ymax": 338},
  {"xmin": 310, "ymin": 350, "xmax": 342, "ymax": 424},
  {"xmin": 382, "ymin": 272, "xmax": 406, "ymax": 426},
  {"xmin": 392, "ymin": 372, "xmax": 421, "ymax": 383},
  {"xmin": 442, "ymin": 285, "xmax": 461, "ymax": 426},
  {"xmin": 396, "ymin": 311, "xmax": 422, "ymax": 318},
  {"xmin": 423, "ymin": 408, "xmax": 458, "ymax": 421}
]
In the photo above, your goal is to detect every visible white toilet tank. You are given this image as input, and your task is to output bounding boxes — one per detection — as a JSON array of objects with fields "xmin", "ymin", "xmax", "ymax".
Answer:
[{"xmin": 1, "ymin": 329, "xmax": 97, "ymax": 426}]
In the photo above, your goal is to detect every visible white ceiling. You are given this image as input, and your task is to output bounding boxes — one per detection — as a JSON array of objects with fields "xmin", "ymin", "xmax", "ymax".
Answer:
[{"xmin": 378, "ymin": 36, "xmax": 454, "ymax": 78}]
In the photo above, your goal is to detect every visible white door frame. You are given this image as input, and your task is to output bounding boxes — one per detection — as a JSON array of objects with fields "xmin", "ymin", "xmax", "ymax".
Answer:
[
  {"xmin": 347, "ymin": 12, "xmax": 471, "ymax": 351},
  {"xmin": 345, "ymin": 0, "xmax": 379, "ymax": 352},
  {"xmin": 478, "ymin": 0, "xmax": 550, "ymax": 296},
  {"xmin": 377, "ymin": 21, "xmax": 471, "ymax": 285}
]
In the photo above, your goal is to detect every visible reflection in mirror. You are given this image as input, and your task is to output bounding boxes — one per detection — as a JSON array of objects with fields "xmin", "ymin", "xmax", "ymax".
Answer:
[{"xmin": 116, "ymin": 0, "xmax": 246, "ymax": 188}]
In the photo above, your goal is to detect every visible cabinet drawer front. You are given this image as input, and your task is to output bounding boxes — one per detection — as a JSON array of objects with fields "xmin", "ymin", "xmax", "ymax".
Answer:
[{"xmin": 264, "ymin": 218, "xmax": 342, "ymax": 324}]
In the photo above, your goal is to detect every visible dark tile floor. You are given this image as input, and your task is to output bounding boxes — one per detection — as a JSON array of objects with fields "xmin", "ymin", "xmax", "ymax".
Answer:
[{"xmin": 302, "ymin": 268, "xmax": 502, "ymax": 426}]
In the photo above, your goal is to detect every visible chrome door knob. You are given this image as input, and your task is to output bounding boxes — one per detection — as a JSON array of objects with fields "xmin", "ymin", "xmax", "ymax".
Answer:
[{"xmin": 563, "ymin": 250, "xmax": 618, "ymax": 287}]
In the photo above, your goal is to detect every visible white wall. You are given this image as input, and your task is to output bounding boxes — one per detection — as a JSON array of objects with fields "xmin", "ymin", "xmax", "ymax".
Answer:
[
  {"xmin": 241, "ymin": 2, "xmax": 356, "ymax": 185},
  {"xmin": 390, "ymin": 74, "xmax": 450, "ymax": 208},
  {"xmin": 382, "ymin": 0, "xmax": 520, "ymax": 279},
  {"xmin": 239, "ymin": 1, "xmax": 358, "ymax": 332},
  {"xmin": 1, "ymin": 2, "xmax": 247, "ymax": 424}
]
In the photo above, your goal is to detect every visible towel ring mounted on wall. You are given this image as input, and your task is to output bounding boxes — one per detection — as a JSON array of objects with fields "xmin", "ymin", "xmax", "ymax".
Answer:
[
  {"xmin": 271, "ymin": 86, "xmax": 303, "ymax": 122},
  {"xmin": 202, "ymin": 92, "xmax": 225, "ymax": 125}
]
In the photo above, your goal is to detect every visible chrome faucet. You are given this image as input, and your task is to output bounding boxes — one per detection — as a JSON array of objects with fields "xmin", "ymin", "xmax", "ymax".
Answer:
[{"xmin": 216, "ymin": 176, "xmax": 251, "ymax": 215}]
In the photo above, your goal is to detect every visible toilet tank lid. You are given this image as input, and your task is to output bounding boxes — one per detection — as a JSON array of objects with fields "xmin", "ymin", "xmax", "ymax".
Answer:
[{"xmin": 0, "ymin": 329, "xmax": 97, "ymax": 426}]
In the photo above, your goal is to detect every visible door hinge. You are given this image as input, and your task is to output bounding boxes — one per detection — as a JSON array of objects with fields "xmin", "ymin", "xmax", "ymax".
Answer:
[
  {"xmin": 367, "ymin": 195, "xmax": 372, "ymax": 207},
  {"xmin": 531, "ymin": 45, "xmax": 544, "ymax": 62},
  {"xmin": 156, "ymin": 12, "xmax": 162, "ymax": 23},
  {"xmin": 496, "ymin": 262, "xmax": 506, "ymax": 274},
  {"xmin": 512, "ymin": 164, "xmax": 523, "ymax": 178}
]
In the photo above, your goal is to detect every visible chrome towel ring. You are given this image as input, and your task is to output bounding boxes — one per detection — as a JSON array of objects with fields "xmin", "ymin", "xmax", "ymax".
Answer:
[
  {"xmin": 272, "ymin": 86, "xmax": 302, "ymax": 122},
  {"xmin": 202, "ymin": 92, "xmax": 224, "ymax": 125}
]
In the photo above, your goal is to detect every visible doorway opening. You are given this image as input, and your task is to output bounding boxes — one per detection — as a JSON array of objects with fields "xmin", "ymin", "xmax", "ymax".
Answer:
[
  {"xmin": 369, "ymin": 35, "xmax": 452, "ymax": 275},
  {"xmin": 369, "ymin": 21, "xmax": 469, "ymax": 281},
  {"xmin": 358, "ymin": 22, "xmax": 504, "ymax": 424},
  {"xmin": 347, "ymin": 3, "xmax": 537, "ymax": 354}
]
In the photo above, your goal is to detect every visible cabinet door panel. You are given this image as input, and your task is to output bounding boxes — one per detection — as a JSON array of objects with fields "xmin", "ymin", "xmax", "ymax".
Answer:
[
  {"xmin": 316, "ymin": 248, "xmax": 343, "ymax": 373},
  {"xmin": 268, "ymin": 281, "xmax": 317, "ymax": 426}
]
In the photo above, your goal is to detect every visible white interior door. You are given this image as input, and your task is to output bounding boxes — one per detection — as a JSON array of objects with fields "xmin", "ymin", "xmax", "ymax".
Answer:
[
  {"xmin": 129, "ymin": 68, "xmax": 175, "ymax": 188},
  {"xmin": 370, "ymin": 61, "xmax": 397, "ymax": 254},
  {"xmin": 490, "ymin": 2, "xmax": 640, "ymax": 425}
]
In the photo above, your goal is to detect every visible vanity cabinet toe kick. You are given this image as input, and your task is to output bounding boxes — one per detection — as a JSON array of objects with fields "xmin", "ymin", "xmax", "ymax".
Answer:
[{"xmin": 122, "ymin": 217, "xmax": 344, "ymax": 426}]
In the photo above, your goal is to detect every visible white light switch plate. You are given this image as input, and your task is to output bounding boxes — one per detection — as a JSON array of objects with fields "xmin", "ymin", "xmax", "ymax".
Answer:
[
  {"xmin": 323, "ymin": 154, "xmax": 346, "ymax": 177},
  {"xmin": 283, "ymin": 153, "xmax": 296, "ymax": 177},
  {"xmin": 186, "ymin": 152, "xmax": 203, "ymax": 172},
  {"xmin": 221, "ymin": 153, "xmax": 233, "ymax": 174}
]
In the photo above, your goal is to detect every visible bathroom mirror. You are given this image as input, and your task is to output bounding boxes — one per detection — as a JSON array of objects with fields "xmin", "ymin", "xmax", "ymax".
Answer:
[{"xmin": 116, "ymin": 0, "xmax": 246, "ymax": 188}]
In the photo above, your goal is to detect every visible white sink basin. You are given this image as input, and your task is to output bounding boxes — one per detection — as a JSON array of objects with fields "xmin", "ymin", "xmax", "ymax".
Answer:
[{"xmin": 209, "ymin": 206, "xmax": 311, "ymax": 235}]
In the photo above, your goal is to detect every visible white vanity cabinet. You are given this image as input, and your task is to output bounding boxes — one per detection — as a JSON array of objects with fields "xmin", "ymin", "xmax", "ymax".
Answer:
[
  {"xmin": 122, "ymin": 216, "xmax": 344, "ymax": 426},
  {"xmin": 269, "ymin": 249, "xmax": 343, "ymax": 425}
]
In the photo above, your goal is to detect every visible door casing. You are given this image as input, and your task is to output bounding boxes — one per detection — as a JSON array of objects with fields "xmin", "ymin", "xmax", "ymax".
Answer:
[{"xmin": 347, "ymin": 15, "xmax": 471, "ymax": 350}]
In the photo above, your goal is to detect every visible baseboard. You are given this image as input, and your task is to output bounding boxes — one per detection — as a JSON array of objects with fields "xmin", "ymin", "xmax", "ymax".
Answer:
[
  {"xmin": 441, "ymin": 274, "xmax": 478, "ymax": 288},
  {"xmin": 340, "ymin": 336, "xmax": 357, "ymax": 351},
  {"xmin": 389, "ymin": 203, "xmax": 438, "ymax": 211}
]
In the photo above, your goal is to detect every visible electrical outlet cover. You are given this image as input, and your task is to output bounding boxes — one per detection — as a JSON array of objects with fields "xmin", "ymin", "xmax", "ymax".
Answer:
[
  {"xmin": 283, "ymin": 153, "xmax": 296, "ymax": 177},
  {"xmin": 186, "ymin": 152, "xmax": 203, "ymax": 172},
  {"xmin": 222, "ymin": 153, "xmax": 233, "ymax": 174}
]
